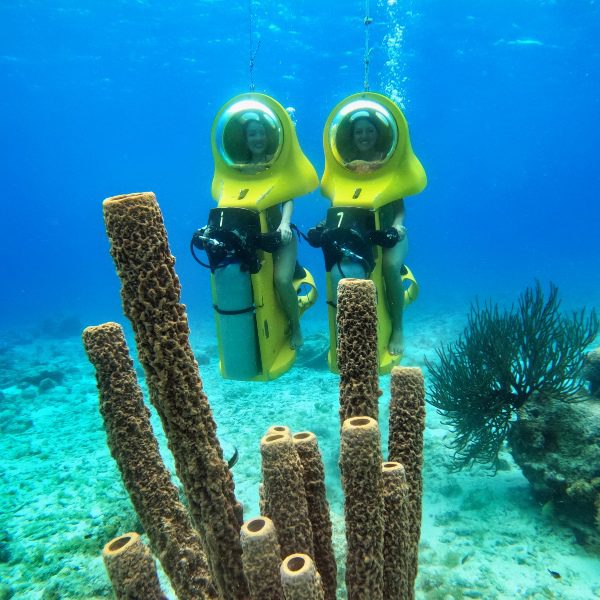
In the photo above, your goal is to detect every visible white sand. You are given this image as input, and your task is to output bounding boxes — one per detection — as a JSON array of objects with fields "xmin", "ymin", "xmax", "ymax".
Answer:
[{"xmin": 0, "ymin": 311, "xmax": 598, "ymax": 599}]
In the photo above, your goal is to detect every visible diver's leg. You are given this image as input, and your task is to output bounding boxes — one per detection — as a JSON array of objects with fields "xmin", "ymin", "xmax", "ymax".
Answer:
[
  {"xmin": 382, "ymin": 235, "xmax": 409, "ymax": 355},
  {"xmin": 330, "ymin": 264, "xmax": 343, "ymax": 307},
  {"xmin": 273, "ymin": 235, "xmax": 303, "ymax": 349}
]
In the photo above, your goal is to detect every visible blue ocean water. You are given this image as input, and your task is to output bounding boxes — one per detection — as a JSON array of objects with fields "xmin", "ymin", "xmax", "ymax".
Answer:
[
  {"xmin": 2, "ymin": 0, "xmax": 599, "ymax": 330},
  {"xmin": 1, "ymin": 1, "xmax": 600, "ymax": 598}
]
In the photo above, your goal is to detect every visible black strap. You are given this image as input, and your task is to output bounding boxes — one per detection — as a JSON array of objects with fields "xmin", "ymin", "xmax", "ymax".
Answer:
[
  {"xmin": 213, "ymin": 304, "xmax": 256, "ymax": 316},
  {"xmin": 190, "ymin": 240, "xmax": 213, "ymax": 270},
  {"xmin": 293, "ymin": 224, "xmax": 311, "ymax": 244}
]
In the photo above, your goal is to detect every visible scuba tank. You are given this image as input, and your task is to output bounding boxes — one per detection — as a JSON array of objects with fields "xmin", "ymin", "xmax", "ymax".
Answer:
[
  {"xmin": 192, "ymin": 207, "xmax": 263, "ymax": 379},
  {"xmin": 191, "ymin": 207, "xmax": 285, "ymax": 380}
]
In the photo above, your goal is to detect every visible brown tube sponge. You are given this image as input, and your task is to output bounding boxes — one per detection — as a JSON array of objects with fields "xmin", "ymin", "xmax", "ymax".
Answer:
[
  {"xmin": 340, "ymin": 417, "xmax": 384, "ymax": 600},
  {"xmin": 240, "ymin": 517, "xmax": 284, "ymax": 600},
  {"xmin": 267, "ymin": 425, "xmax": 292, "ymax": 436},
  {"xmin": 259, "ymin": 483, "xmax": 269, "ymax": 517},
  {"xmin": 382, "ymin": 462, "xmax": 411, "ymax": 600},
  {"xmin": 102, "ymin": 532, "xmax": 166, "ymax": 600},
  {"xmin": 388, "ymin": 366, "xmax": 426, "ymax": 593},
  {"xmin": 102, "ymin": 192, "xmax": 247, "ymax": 599},
  {"xmin": 280, "ymin": 554, "xmax": 325, "ymax": 600},
  {"xmin": 259, "ymin": 428, "xmax": 291, "ymax": 517},
  {"xmin": 260, "ymin": 432, "xmax": 313, "ymax": 558},
  {"xmin": 337, "ymin": 279, "xmax": 381, "ymax": 424},
  {"xmin": 82, "ymin": 322, "xmax": 217, "ymax": 600},
  {"xmin": 292, "ymin": 432, "xmax": 337, "ymax": 600}
]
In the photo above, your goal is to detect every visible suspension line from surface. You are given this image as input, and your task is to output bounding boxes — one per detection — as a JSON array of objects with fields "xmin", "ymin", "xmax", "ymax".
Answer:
[
  {"xmin": 248, "ymin": 0, "xmax": 261, "ymax": 91},
  {"xmin": 363, "ymin": 0, "xmax": 373, "ymax": 91}
]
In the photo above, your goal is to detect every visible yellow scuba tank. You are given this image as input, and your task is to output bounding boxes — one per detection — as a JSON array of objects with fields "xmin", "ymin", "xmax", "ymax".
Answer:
[
  {"xmin": 200, "ymin": 92, "xmax": 318, "ymax": 381},
  {"xmin": 317, "ymin": 92, "xmax": 426, "ymax": 373}
]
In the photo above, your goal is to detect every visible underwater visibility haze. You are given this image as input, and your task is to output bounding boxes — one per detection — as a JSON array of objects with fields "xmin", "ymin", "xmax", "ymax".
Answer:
[{"xmin": 1, "ymin": 0, "xmax": 600, "ymax": 598}]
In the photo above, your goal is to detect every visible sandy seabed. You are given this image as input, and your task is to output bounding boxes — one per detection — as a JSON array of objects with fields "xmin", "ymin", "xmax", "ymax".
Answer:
[{"xmin": 1, "ymin": 309, "xmax": 599, "ymax": 600}]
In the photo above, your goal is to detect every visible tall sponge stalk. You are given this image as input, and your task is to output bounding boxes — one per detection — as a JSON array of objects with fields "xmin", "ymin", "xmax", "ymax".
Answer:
[
  {"xmin": 388, "ymin": 366, "xmax": 426, "ymax": 597},
  {"xmin": 102, "ymin": 192, "xmax": 247, "ymax": 599},
  {"xmin": 82, "ymin": 322, "xmax": 217, "ymax": 600},
  {"xmin": 260, "ymin": 431, "xmax": 314, "ymax": 559},
  {"xmin": 292, "ymin": 432, "xmax": 337, "ymax": 600},
  {"xmin": 337, "ymin": 279, "xmax": 381, "ymax": 424},
  {"xmin": 340, "ymin": 416, "xmax": 385, "ymax": 600},
  {"xmin": 382, "ymin": 462, "xmax": 411, "ymax": 600}
]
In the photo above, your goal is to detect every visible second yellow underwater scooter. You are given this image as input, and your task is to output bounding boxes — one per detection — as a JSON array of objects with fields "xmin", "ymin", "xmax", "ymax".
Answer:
[{"xmin": 308, "ymin": 91, "xmax": 427, "ymax": 373}]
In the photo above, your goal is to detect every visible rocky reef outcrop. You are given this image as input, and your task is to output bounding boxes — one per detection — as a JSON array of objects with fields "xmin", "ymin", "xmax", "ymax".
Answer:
[{"xmin": 509, "ymin": 391, "xmax": 600, "ymax": 550}]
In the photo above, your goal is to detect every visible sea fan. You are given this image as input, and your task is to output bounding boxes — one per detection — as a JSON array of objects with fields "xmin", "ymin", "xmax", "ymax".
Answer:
[{"xmin": 426, "ymin": 282, "xmax": 598, "ymax": 472}]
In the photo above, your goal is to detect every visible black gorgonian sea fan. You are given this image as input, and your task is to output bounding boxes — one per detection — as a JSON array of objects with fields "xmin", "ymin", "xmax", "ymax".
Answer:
[{"xmin": 425, "ymin": 282, "xmax": 598, "ymax": 473}]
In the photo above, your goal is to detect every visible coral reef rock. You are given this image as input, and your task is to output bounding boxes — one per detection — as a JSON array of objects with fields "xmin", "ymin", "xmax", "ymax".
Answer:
[
  {"xmin": 583, "ymin": 347, "xmax": 600, "ymax": 396},
  {"xmin": 509, "ymin": 392, "xmax": 600, "ymax": 549}
]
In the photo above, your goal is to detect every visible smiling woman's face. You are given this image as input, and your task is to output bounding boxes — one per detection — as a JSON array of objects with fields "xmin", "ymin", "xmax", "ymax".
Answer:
[
  {"xmin": 245, "ymin": 121, "xmax": 267, "ymax": 159},
  {"xmin": 352, "ymin": 118, "xmax": 378, "ymax": 155}
]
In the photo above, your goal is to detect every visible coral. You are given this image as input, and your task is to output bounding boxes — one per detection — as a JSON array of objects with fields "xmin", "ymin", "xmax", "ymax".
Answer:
[
  {"xmin": 426, "ymin": 282, "xmax": 598, "ymax": 472},
  {"xmin": 583, "ymin": 347, "xmax": 600, "ymax": 396},
  {"xmin": 337, "ymin": 279, "xmax": 381, "ymax": 424},
  {"xmin": 508, "ymin": 391, "xmax": 600, "ymax": 546},
  {"xmin": 82, "ymin": 322, "xmax": 217, "ymax": 600},
  {"xmin": 388, "ymin": 366, "xmax": 425, "ymax": 593},
  {"xmin": 280, "ymin": 554, "xmax": 325, "ymax": 600},
  {"xmin": 102, "ymin": 532, "xmax": 166, "ymax": 600},
  {"xmin": 340, "ymin": 416, "xmax": 384, "ymax": 600},
  {"xmin": 382, "ymin": 462, "xmax": 411, "ymax": 600},
  {"xmin": 292, "ymin": 431, "xmax": 337, "ymax": 600},
  {"xmin": 240, "ymin": 517, "xmax": 283, "ymax": 600},
  {"xmin": 102, "ymin": 192, "xmax": 247, "ymax": 598},
  {"xmin": 260, "ymin": 431, "xmax": 314, "ymax": 558},
  {"xmin": 88, "ymin": 192, "xmax": 427, "ymax": 600}
]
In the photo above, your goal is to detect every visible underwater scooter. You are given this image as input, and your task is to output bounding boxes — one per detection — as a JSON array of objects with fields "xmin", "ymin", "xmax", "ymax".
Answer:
[
  {"xmin": 308, "ymin": 92, "xmax": 427, "ymax": 373},
  {"xmin": 191, "ymin": 93, "xmax": 318, "ymax": 381}
]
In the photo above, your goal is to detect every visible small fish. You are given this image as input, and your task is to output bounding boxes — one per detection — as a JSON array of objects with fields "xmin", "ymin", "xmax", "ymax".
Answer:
[
  {"xmin": 547, "ymin": 569, "xmax": 561, "ymax": 579},
  {"xmin": 228, "ymin": 446, "xmax": 239, "ymax": 469}
]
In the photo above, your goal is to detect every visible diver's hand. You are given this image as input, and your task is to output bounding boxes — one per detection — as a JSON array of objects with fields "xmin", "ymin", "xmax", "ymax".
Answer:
[
  {"xmin": 345, "ymin": 159, "xmax": 384, "ymax": 174},
  {"xmin": 394, "ymin": 224, "xmax": 407, "ymax": 241},
  {"xmin": 277, "ymin": 223, "xmax": 293, "ymax": 244}
]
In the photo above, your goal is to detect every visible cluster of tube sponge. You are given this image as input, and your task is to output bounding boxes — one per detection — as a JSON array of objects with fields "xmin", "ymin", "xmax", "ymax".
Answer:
[
  {"xmin": 337, "ymin": 278, "xmax": 425, "ymax": 600},
  {"xmin": 83, "ymin": 192, "xmax": 425, "ymax": 599}
]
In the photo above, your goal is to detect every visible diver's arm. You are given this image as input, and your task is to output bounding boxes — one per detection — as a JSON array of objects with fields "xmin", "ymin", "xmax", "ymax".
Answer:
[
  {"xmin": 392, "ymin": 199, "xmax": 407, "ymax": 240},
  {"xmin": 278, "ymin": 200, "xmax": 294, "ymax": 244}
]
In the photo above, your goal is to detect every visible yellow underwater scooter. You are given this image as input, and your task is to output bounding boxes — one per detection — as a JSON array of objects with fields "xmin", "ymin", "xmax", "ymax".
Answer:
[
  {"xmin": 191, "ymin": 93, "xmax": 319, "ymax": 381},
  {"xmin": 308, "ymin": 92, "xmax": 427, "ymax": 373}
]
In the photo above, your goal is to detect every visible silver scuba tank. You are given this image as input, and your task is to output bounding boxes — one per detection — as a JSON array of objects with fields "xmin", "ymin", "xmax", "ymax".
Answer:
[{"xmin": 213, "ymin": 262, "xmax": 261, "ymax": 380}]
